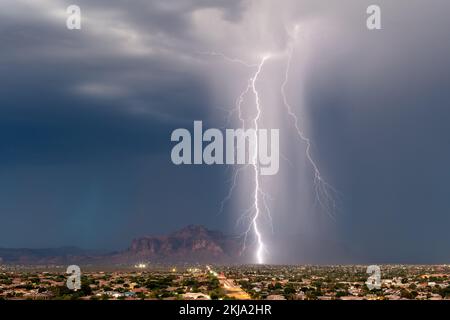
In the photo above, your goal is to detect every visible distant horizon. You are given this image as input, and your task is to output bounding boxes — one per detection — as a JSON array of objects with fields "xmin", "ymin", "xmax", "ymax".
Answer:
[{"xmin": 0, "ymin": 224, "xmax": 449, "ymax": 266}]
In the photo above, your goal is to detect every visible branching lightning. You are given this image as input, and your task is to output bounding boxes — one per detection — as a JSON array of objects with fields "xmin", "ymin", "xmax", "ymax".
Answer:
[
  {"xmin": 281, "ymin": 27, "xmax": 338, "ymax": 220},
  {"xmin": 202, "ymin": 27, "xmax": 337, "ymax": 264},
  {"xmin": 249, "ymin": 56, "xmax": 269, "ymax": 264},
  {"xmin": 218, "ymin": 55, "xmax": 271, "ymax": 264}
]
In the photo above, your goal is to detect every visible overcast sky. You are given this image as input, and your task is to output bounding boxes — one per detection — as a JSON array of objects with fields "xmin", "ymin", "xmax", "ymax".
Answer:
[{"xmin": 0, "ymin": 0, "xmax": 449, "ymax": 264}]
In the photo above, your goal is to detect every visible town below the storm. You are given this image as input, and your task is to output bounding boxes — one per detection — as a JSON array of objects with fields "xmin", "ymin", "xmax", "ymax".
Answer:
[{"xmin": 1, "ymin": 264, "xmax": 450, "ymax": 300}]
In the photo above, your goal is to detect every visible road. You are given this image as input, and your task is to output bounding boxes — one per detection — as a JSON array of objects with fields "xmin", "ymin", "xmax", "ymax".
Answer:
[{"xmin": 206, "ymin": 265, "xmax": 251, "ymax": 300}]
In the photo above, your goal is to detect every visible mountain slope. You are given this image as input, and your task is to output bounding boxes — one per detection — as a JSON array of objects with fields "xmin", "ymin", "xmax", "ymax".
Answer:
[
  {"xmin": 0, "ymin": 225, "xmax": 244, "ymax": 265},
  {"xmin": 112, "ymin": 225, "xmax": 242, "ymax": 264}
]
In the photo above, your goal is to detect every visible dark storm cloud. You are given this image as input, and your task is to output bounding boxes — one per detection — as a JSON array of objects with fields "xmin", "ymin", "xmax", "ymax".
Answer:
[
  {"xmin": 0, "ymin": 0, "xmax": 236, "ymax": 164},
  {"xmin": 0, "ymin": 0, "xmax": 240, "ymax": 248}
]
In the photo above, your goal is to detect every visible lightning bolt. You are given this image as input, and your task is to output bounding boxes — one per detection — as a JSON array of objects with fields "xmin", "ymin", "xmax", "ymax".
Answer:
[
  {"xmin": 198, "ymin": 51, "xmax": 258, "ymax": 68},
  {"xmin": 201, "ymin": 26, "xmax": 337, "ymax": 264},
  {"xmin": 248, "ymin": 56, "xmax": 269, "ymax": 264},
  {"xmin": 206, "ymin": 51, "xmax": 271, "ymax": 264},
  {"xmin": 281, "ymin": 27, "xmax": 338, "ymax": 220}
]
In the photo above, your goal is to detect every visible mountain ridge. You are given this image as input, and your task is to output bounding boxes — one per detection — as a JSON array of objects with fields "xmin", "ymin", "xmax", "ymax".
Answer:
[{"xmin": 0, "ymin": 225, "xmax": 244, "ymax": 265}]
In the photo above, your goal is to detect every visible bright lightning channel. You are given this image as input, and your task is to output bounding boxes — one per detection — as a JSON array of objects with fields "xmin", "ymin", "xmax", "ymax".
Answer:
[
  {"xmin": 281, "ymin": 30, "xmax": 337, "ymax": 220},
  {"xmin": 211, "ymin": 53, "xmax": 272, "ymax": 264},
  {"xmin": 202, "ymin": 27, "xmax": 337, "ymax": 263},
  {"xmin": 249, "ymin": 56, "xmax": 270, "ymax": 264}
]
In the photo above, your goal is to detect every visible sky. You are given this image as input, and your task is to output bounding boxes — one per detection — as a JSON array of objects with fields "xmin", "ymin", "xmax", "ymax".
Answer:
[{"xmin": 0, "ymin": 0, "xmax": 450, "ymax": 264}]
